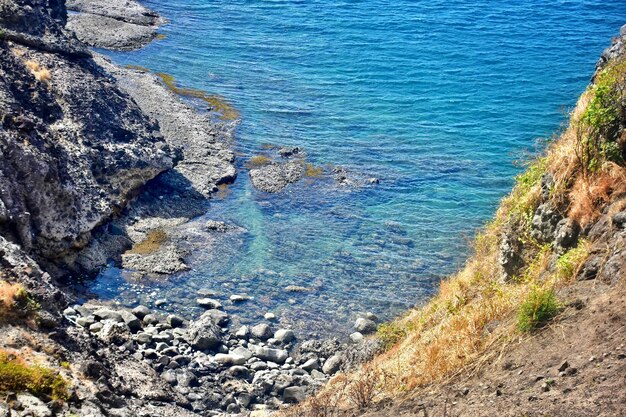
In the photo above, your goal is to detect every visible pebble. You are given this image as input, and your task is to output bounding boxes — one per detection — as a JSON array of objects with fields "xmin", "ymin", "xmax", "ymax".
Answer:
[
  {"xmin": 230, "ymin": 294, "xmax": 251, "ymax": 303},
  {"xmin": 197, "ymin": 298, "xmax": 223, "ymax": 309},
  {"xmin": 264, "ymin": 312, "xmax": 276, "ymax": 320}
]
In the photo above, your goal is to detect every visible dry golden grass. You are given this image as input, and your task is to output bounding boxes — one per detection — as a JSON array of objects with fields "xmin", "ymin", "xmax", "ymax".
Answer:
[
  {"xmin": 0, "ymin": 281, "xmax": 27, "ymax": 315},
  {"xmin": 25, "ymin": 60, "xmax": 51, "ymax": 84}
]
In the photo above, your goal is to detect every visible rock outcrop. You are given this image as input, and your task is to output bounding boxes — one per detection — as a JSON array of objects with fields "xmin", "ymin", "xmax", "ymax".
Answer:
[
  {"xmin": 66, "ymin": 0, "xmax": 164, "ymax": 50},
  {"xmin": 0, "ymin": 0, "xmax": 174, "ymax": 276}
]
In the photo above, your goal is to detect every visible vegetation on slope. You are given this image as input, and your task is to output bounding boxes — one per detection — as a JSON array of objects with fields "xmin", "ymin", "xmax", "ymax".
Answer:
[
  {"xmin": 281, "ymin": 55, "xmax": 626, "ymax": 417},
  {"xmin": 0, "ymin": 350, "xmax": 68, "ymax": 401}
]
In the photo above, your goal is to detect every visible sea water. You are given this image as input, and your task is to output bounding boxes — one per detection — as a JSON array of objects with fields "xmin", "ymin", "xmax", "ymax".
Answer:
[{"xmin": 91, "ymin": 0, "xmax": 625, "ymax": 336}]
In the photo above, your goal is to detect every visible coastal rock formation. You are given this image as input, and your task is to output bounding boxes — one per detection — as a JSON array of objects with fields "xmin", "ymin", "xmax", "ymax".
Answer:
[
  {"xmin": 0, "ymin": 0, "xmax": 173, "ymax": 275},
  {"xmin": 66, "ymin": 0, "xmax": 164, "ymax": 50},
  {"xmin": 249, "ymin": 159, "xmax": 306, "ymax": 193}
]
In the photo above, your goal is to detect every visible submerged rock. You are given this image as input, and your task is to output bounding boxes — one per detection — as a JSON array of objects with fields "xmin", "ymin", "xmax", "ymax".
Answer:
[{"xmin": 249, "ymin": 160, "xmax": 305, "ymax": 193}]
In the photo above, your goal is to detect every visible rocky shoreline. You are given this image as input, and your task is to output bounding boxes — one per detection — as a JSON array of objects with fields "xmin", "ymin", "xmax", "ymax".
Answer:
[{"xmin": 60, "ymin": 300, "xmax": 380, "ymax": 415}]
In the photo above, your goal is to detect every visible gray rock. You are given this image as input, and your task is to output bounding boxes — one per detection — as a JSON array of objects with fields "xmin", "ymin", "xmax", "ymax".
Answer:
[
  {"xmin": 230, "ymin": 294, "xmax": 251, "ymax": 303},
  {"xmin": 120, "ymin": 310, "xmax": 142, "ymax": 332},
  {"xmin": 197, "ymin": 298, "xmax": 223, "ymax": 309},
  {"xmin": 89, "ymin": 322, "xmax": 103, "ymax": 333},
  {"xmin": 205, "ymin": 220, "xmax": 233, "ymax": 232},
  {"xmin": 143, "ymin": 314, "xmax": 160, "ymax": 325},
  {"xmin": 231, "ymin": 346, "xmax": 253, "ymax": 361},
  {"xmin": 67, "ymin": 13, "xmax": 158, "ymax": 51},
  {"xmin": 134, "ymin": 332, "xmax": 152, "ymax": 345},
  {"xmin": 249, "ymin": 345, "xmax": 289, "ymax": 364},
  {"xmin": 498, "ymin": 231, "xmax": 524, "ymax": 281},
  {"xmin": 274, "ymin": 329, "xmax": 295, "ymax": 343},
  {"xmin": 322, "ymin": 355, "xmax": 342, "ymax": 375},
  {"xmin": 311, "ymin": 369, "xmax": 326, "ymax": 380},
  {"xmin": 16, "ymin": 394, "xmax": 52, "ymax": 417},
  {"xmin": 252, "ymin": 323, "xmax": 273, "ymax": 340},
  {"xmin": 185, "ymin": 311, "xmax": 223, "ymax": 351},
  {"xmin": 66, "ymin": 0, "xmax": 163, "ymax": 25},
  {"xmin": 299, "ymin": 358, "xmax": 319, "ymax": 372},
  {"xmin": 63, "ymin": 307, "xmax": 77, "ymax": 316},
  {"xmin": 93, "ymin": 308, "xmax": 123, "ymax": 322},
  {"xmin": 350, "ymin": 332, "xmax": 364, "ymax": 342},
  {"xmin": 249, "ymin": 160, "xmax": 305, "ymax": 193},
  {"xmin": 77, "ymin": 316, "xmax": 96, "ymax": 328},
  {"xmin": 99, "ymin": 321, "xmax": 131, "ymax": 345},
  {"xmin": 250, "ymin": 361, "xmax": 268, "ymax": 371},
  {"xmin": 283, "ymin": 386, "xmax": 306, "ymax": 404},
  {"xmin": 228, "ymin": 365, "xmax": 251, "ymax": 379},
  {"xmin": 214, "ymin": 353, "xmax": 247, "ymax": 365},
  {"xmin": 235, "ymin": 325, "xmax": 250, "ymax": 339},
  {"xmin": 201, "ymin": 309, "xmax": 230, "ymax": 326},
  {"xmin": 176, "ymin": 370, "xmax": 198, "ymax": 387},
  {"xmin": 354, "ymin": 317, "xmax": 376, "ymax": 334},
  {"xmin": 168, "ymin": 314, "xmax": 185, "ymax": 328},
  {"xmin": 132, "ymin": 305, "xmax": 151, "ymax": 319},
  {"xmin": 162, "ymin": 370, "xmax": 177, "ymax": 386}
]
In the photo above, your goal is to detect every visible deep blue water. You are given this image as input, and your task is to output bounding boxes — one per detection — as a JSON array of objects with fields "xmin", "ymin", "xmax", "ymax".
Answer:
[{"xmin": 92, "ymin": 0, "xmax": 625, "ymax": 336}]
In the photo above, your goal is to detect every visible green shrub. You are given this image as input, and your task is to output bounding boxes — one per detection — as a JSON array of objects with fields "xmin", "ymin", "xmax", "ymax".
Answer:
[
  {"xmin": 517, "ymin": 286, "xmax": 561, "ymax": 332},
  {"xmin": 377, "ymin": 322, "xmax": 407, "ymax": 351},
  {"xmin": 556, "ymin": 240, "xmax": 589, "ymax": 281},
  {"xmin": 0, "ymin": 351, "xmax": 69, "ymax": 400},
  {"xmin": 576, "ymin": 60, "xmax": 626, "ymax": 174}
]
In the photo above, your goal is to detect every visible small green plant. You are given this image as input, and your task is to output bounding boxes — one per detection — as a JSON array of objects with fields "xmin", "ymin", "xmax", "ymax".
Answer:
[
  {"xmin": 555, "ymin": 240, "xmax": 589, "ymax": 281},
  {"xmin": 515, "ymin": 157, "xmax": 547, "ymax": 194},
  {"xmin": 517, "ymin": 286, "xmax": 561, "ymax": 332},
  {"xmin": 0, "ymin": 350, "xmax": 69, "ymax": 401},
  {"xmin": 377, "ymin": 322, "xmax": 407, "ymax": 351},
  {"xmin": 575, "ymin": 59, "xmax": 626, "ymax": 175}
]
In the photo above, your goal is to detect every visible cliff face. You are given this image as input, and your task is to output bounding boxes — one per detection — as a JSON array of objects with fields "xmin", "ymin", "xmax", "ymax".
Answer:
[{"xmin": 0, "ymin": 0, "xmax": 174, "ymax": 275}]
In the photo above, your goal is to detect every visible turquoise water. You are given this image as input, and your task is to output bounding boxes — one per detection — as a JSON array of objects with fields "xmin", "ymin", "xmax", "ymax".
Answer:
[{"xmin": 93, "ymin": 1, "xmax": 625, "ymax": 336}]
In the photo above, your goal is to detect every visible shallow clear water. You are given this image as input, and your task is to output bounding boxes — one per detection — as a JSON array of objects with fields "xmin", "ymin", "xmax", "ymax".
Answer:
[{"xmin": 91, "ymin": 0, "xmax": 625, "ymax": 336}]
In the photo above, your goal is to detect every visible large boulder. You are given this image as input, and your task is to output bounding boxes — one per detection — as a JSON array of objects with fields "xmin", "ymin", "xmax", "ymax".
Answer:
[{"xmin": 185, "ymin": 311, "xmax": 223, "ymax": 351}]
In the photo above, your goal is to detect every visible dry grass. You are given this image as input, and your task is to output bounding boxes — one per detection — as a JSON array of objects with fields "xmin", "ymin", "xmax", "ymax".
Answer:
[
  {"xmin": 25, "ymin": 60, "xmax": 51, "ymax": 84},
  {"xmin": 126, "ymin": 229, "xmax": 167, "ymax": 255},
  {"xmin": 0, "ymin": 281, "xmax": 30, "ymax": 319}
]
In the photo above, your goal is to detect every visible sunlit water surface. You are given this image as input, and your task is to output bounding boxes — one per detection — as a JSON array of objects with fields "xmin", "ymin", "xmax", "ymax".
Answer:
[{"xmin": 90, "ymin": 0, "xmax": 624, "ymax": 337}]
